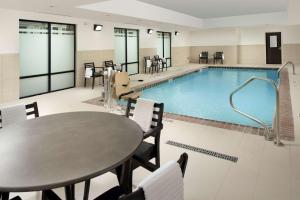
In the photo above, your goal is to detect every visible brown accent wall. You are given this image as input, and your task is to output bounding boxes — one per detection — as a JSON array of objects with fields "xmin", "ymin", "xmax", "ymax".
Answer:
[
  {"xmin": 76, "ymin": 50, "xmax": 114, "ymax": 87},
  {"xmin": 172, "ymin": 46, "xmax": 190, "ymax": 67},
  {"xmin": 190, "ymin": 46, "xmax": 238, "ymax": 65},
  {"xmin": 0, "ymin": 53, "xmax": 19, "ymax": 103},
  {"xmin": 238, "ymin": 45, "xmax": 266, "ymax": 65}
]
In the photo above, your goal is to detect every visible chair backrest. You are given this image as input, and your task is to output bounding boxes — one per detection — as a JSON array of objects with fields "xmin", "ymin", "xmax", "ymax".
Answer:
[
  {"xmin": 120, "ymin": 153, "xmax": 189, "ymax": 200},
  {"xmin": 0, "ymin": 102, "xmax": 39, "ymax": 128},
  {"xmin": 144, "ymin": 56, "xmax": 151, "ymax": 68},
  {"xmin": 200, "ymin": 51, "xmax": 208, "ymax": 58},
  {"xmin": 151, "ymin": 58, "xmax": 159, "ymax": 67},
  {"xmin": 154, "ymin": 55, "xmax": 160, "ymax": 60},
  {"xmin": 84, "ymin": 62, "xmax": 95, "ymax": 68},
  {"xmin": 214, "ymin": 52, "xmax": 223, "ymax": 59},
  {"xmin": 125, "ymin": 98, "xmax": 164, "ymax": 130},
  {"xmin": 104, "ymin": 60, "xmax": 115, "ymax": 69}
]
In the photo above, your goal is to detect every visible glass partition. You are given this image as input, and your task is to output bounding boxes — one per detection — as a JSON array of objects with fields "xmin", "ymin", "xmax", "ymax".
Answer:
[
  {"xmin": 114, "ymin": 28, "xmax": 126, "ymax": 65},
  {"xmin": 50, "ymin": 23, "xmax": 75, "ymax": 91},
  {"xmin": 114, "ymin": 28, "xmax": 139, "ymax": 75},
  {"xmin": 157, "ymin": 31, "xmax": 172, "ymax": 67},
  {"xmin": 19, "ymin": 20, "xmax": 75, "ymax": 98}
]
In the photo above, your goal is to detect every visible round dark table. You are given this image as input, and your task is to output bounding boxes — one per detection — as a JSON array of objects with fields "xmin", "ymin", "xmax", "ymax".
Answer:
[{"xmin": 0, "ymin": 112, "xmax": 143, "ymax": 200}]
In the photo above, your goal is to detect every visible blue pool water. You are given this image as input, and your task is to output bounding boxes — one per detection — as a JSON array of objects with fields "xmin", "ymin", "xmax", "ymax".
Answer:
[{"xmin": 141, "ymin": 67, "xmax": 279, "ymax": 127}]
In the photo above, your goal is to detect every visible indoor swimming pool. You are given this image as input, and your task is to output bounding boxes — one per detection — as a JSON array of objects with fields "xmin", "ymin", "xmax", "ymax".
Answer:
[{"xmin": 141, "ymin": 67, "xmax": 279, "ymax": 127}]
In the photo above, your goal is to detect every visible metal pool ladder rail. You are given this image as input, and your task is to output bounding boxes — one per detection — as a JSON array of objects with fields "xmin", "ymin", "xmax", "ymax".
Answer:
[
  {"xmin": 230, "ymin": 61, "xmax": 296, "ymax": 146},
  {"xmin": 229, "ymin": 77, "xmax": 282, "ymax": 145},
  {"xmin": 278, "ymin": 61, "xmax": 295, "ymax": 77}
]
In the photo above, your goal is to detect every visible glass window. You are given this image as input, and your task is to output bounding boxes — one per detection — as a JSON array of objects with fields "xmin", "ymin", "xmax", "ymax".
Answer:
[
  {"xmin": 157, "ymin": 32, "xmax": 172, "ymax": 67},
  {"xmin": 114, "ymin": 28, "xmax": 139, "ymax": 75},
  {"xmin": 19, "ymin": 20, "xmax": 76, "ymax": 98},
  {"xmin": 19, "ymin": 21, "xmax": 49, "ymax": 76}
]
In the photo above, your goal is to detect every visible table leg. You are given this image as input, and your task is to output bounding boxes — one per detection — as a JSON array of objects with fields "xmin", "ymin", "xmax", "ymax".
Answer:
[
  {"xmin": 83, "ymin": 180, "xmax": 90, "ymax": 200},
  {"xmin": 64, "ymin": 185, "xmax": 75, "ymax": 200},
  {"xmin": 1, "ymin": 192, "xmax": 9, "ymax": 200},
  {"xmin": 42, "ymin": 190, "xmax": 61, "ymax": 200},
  {"xmin": 116, "ymin": 159, "xmax": 132, "ymax": 194}
]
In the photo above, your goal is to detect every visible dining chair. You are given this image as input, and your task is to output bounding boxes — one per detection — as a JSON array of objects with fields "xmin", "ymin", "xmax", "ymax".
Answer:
[
  {"xmin": 143, "ymin": 56, "xmax": 152, "ymax": 74},
  {"xmin": 83, "ymin": 98, "xmax": 164, "ymax": 200},
  {"xmin": 154, "ymin": 55, "xmax": 167, "ymax": 72},
  {"xmin": 84, "ymin": 62, "xmax": 104, "ymax": 89},
  {"xmin": 104, "ymin": 60, "xmax": 123, "ymax": 72},
  {"xmin": 93, "ymin": 153, "xmax": 188, "ymax": 200},
  {"xmin": 0, "ymin": 102, "xmax": 39, "ymax": 128},
  {"xmin": 213, "ymin": 52, "xmax": 224, "ymax": 64},
  {"xmin": 125, "ymin": 98, "xmax": 164, "ymax": 173},
  {"xmin": 199, "ymin": 51, "xmax": 209, "ymax": 64}
]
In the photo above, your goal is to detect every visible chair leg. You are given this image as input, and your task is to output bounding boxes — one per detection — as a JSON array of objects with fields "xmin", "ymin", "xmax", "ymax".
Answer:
[
  {"xmin": 83, "ymin": 180, "xmax": 91, "ymax": 200},
  {"xmin": 84, "ymin": 78, "xmax": 87, "ymax": 87},
  {"xmin": 92, "ymin": 77, "xmax": 95, "ymax": 89},
  {"xmin": 2, "ymin": 192, "xmax": 9, "ymax": 200},
  {"xmin": 64, "ymin": 185, "xmax": 75, "ymax": 200}
]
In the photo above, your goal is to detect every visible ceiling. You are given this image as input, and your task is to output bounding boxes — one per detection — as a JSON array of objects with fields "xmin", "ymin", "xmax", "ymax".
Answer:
[
  {"xmin": 138, "ymin": 0, "xmax": 288, "ymax": 18},
  {"xmin": 0, "ymin": 0, "xmax": 288, "ymax": 29}
]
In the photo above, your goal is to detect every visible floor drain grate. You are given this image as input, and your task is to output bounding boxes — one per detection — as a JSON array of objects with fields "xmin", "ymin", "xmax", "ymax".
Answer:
[{"xmin": 166, "ymin": 140, "xmax": 238, "ymax": 163}]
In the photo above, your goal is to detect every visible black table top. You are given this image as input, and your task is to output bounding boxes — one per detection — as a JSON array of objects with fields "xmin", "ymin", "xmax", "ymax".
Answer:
[{"xmin": 0, "ymin": 112, "xmax": 143, "ymax": 192}]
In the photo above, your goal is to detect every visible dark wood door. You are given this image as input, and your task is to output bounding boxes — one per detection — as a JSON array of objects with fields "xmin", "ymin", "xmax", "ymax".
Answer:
[{"xmin": 266, "ymin": 32, "xmax": 282, "ymax": 64}]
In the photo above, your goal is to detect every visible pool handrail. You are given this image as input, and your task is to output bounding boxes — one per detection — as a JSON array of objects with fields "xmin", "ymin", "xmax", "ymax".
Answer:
[
  {"xmin": 278, "ymin": 61, "xmax": 295, "ymax": 77},
  {"xmin": 229, "ymin": 76, "xmax": 282, "ymax": 145}
]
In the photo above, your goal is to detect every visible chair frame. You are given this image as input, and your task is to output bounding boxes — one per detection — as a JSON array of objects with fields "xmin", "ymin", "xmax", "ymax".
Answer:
[
  {"xmin": 125, "ymin": 98, "xmax": 164, "ymax": 172},
  {"xmin": 154, "ymin": 55, "xmax": 167, "ymax": 72},
  {"xmin": 213, "ymin": 52, "xmax": 224, "ymax": 64},
  {"xmin": 143, "ymin": 56, "xmax": 152, "ymax": 74},
  {"xmin": 0, "ymin": 102, "xmax": 39, "ymax": 128},
  {"xmin": 84, "ymin": 62, "xmax": 104, "ymax": 89},
  {"xmin": 93, "ymin": 153, "xmax": 188, "ymax": 200},
  {"xmin": 199, "ymin": 51, "xmax": 209, "ymax": 64},
  {"xmin": 83, "ymin": 98, "xmax": 164, "ymax": 200},
  {"xmin": 104, "ymin": 60, "xmax": 123, "ymax": 72}
]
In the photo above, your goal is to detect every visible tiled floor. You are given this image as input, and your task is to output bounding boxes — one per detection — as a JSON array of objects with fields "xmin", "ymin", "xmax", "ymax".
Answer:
[{"xmin": 1, "ymin": 65, "xmax": 300, "ymax": 200}]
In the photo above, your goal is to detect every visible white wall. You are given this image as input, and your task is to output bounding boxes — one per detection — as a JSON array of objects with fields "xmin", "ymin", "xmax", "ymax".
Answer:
[
  {"xmin": 239, "ymin": 25, "xmax": 300, "ymax": 45},
  {"xmin": 203, "ymin": 12, "xmax": 288, "ymax": 29},
  {"xmin": 188, "ymin": 25, "xmax": 300, "ymax": 47},
  {"xmin": 189, "ymin": 28, "xmax": 239, "ymax": 46},
  {"xmin": 0, "ymin": 8, "xmax": 191, "ymax": 54},
  {"xmin": 288, "ymin": 0, "xmax": 300, "ymax": 25}
]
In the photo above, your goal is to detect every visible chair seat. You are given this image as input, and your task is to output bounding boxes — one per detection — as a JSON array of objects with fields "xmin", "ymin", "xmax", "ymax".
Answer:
[
  {"xmin": 94, "ymin": 186, "xmax": 125, "ymax": 200},
  {"xmin": 93, "ymin": 71, "xmax": 103, "ymax": 77},
  {"xmin": 133, "ymin": 141, "xmax": 155, "ymax": 161}
]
